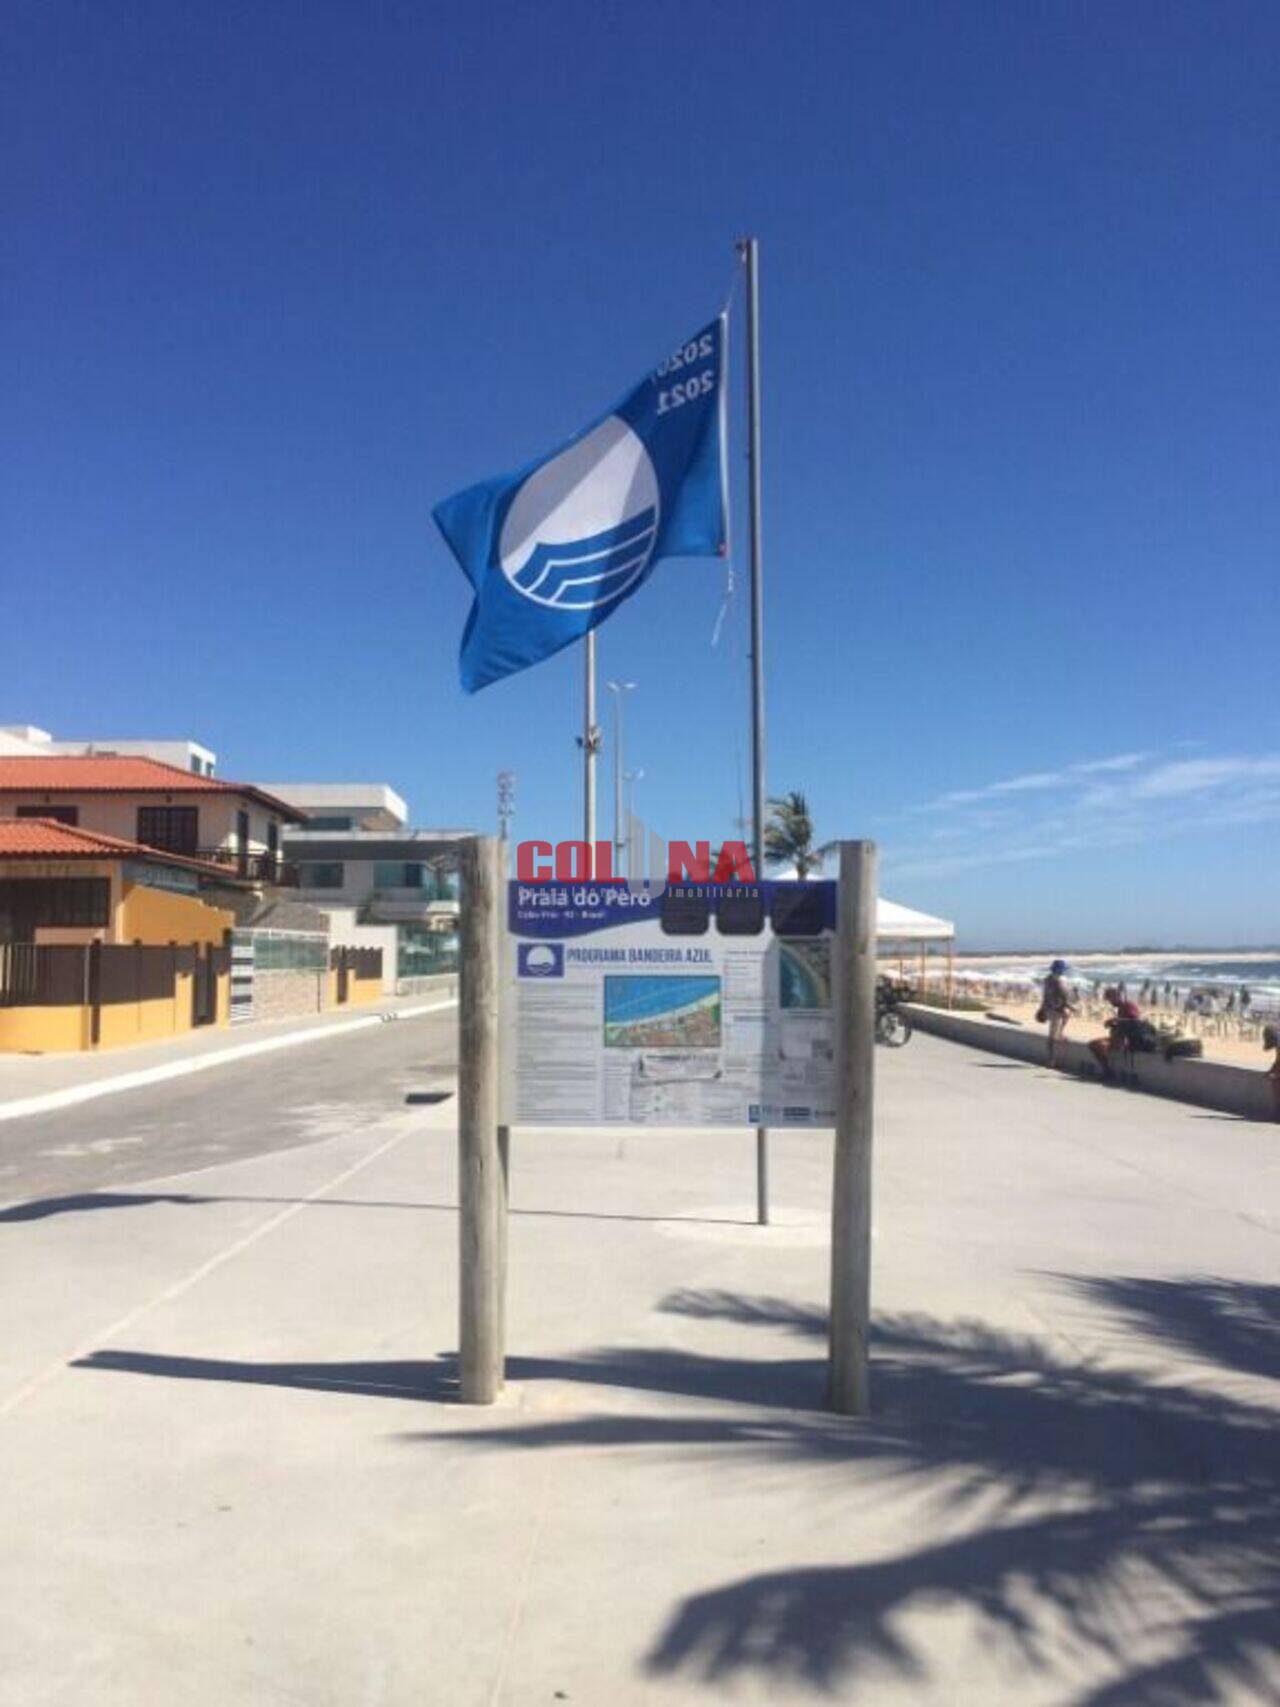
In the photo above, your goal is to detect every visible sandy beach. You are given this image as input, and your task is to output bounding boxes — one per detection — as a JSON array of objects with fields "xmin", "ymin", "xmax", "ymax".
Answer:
[{"xmin": 972, "ymin": 995, "xmax": 1270, "ymax": 1068}]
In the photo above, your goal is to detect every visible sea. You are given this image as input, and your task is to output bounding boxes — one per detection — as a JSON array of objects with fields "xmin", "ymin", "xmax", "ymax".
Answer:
[{"xmin": 951, "ymin": 954, "xmax": 1280, "ymax": 1014}]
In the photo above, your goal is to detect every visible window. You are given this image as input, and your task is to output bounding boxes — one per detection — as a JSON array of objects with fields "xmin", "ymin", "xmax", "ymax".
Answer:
[
  {"xmin": 305, "ymin": 815, "xmax": 354, "ymax": 831},
  {"xmin": 15, "ymin": 804, "xmax": 79, "ymax": 826},
  {"xmin": 299, "ymin": 862, "xmax": 344, "ymax": 889},
  {"xmin": 0, "ymin": 877, "xmax": 109, "ymax": 930},
  {"xmin": 137, "ymin": 806, "xmax": 198, "ymax": 854},
  {"xmin": 375, "ymin": 861, "xmax": 427, "ymax": 890},
  {"xmin": 398, "ymin": 924, "xmax": 459, "ymax": 979}
]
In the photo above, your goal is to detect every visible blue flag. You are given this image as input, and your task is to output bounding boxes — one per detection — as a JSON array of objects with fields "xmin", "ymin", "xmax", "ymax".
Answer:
[{"xmin": 434, "ymin": 316, "xmax": 728, "ymax": 691}]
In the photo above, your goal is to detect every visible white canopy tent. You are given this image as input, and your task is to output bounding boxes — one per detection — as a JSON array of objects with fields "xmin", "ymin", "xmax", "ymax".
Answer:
[
  {"xmin": 877, "ymin": 896, "xmax": 956, "ymax": 1003},
  {"xmin": 767, "ymin": 868, "xmax": 957, "ymax": 1001},
  {"xmin": 875, "ymin": 897, "xmax": 954, "ymax": 942}
]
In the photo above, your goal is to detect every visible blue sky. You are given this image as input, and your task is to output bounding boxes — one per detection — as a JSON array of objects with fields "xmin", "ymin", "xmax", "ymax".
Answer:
[{"xmin": 3, "ymin": 1, "xmax": 1277, "ymax": 948}]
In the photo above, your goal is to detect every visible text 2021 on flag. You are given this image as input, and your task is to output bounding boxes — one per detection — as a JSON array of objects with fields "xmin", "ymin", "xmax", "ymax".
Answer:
[{"xmin": 434, "ymin": 317, "xmax": 727, "ymax": 692}]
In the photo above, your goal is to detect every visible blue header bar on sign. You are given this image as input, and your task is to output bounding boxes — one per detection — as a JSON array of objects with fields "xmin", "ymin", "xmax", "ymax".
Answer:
[{"xmin": 508, "ymin": 880, "xmax": 836, "ymax": 940}]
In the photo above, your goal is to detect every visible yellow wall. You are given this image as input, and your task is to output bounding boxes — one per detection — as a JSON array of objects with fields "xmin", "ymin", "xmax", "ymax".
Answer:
[
  {"xmin": 0, "ymin": 972, "xmax": 232, "ymax": 1056},
  {"xmin": 326, "ymin": 968, "xmax": 382, "ymax": 1009},
  {"xmin": 96, "ymin": 996, "xmax": 184, "ymax": 1049},
  {"xmin": 117, "ymin": 884, "xmax": 233, "ymax": 946},
  {"xmin": 0, "ymin": 1006, "xmax": 89, "ymax": 1053}
]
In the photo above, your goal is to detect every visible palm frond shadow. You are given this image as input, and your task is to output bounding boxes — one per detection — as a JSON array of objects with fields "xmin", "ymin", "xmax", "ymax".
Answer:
[{"xmin": 441, "ymin": 1278, "xmax": 1280, "ymax": 1702}]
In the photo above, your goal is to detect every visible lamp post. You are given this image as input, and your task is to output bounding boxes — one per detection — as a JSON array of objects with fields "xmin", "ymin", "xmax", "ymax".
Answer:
[
  {"xmin": 624, "ymin": 767, "xmax": 644, "ymax": 861},
  {"xmin": 496, "ymin": 771, "xmax": 515, "ymax": 843},
  {"xmin": 606, "ymin": 680, "xmax": 637, "ymax": 877}
]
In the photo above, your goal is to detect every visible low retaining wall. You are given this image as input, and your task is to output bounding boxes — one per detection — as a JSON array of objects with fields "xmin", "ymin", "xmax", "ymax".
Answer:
[
  {"xmin": 396, "ymin": 973, "xmax": 457, "ymax": 1000},
  {"xmin": 904, "ymin": 1004, "xmax": 1276, "ymax": 1122}
]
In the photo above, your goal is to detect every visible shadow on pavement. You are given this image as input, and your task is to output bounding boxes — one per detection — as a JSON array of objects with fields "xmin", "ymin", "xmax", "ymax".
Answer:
[
  {"xmin": 69, "ymin": 1278, "xmax": 1279, "ymax": 1702},
  {"xmin": 0, "ymin": 1192, "xmax": 208, "ymax": 1222},
  {"xmin": 2, "ymin": 1190, "xmax": 752, "ymax": 1229}
]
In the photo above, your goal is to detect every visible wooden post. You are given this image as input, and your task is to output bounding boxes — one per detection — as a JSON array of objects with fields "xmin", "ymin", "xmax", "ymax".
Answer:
[
  {"xmin": 496, "ymin": 1122, "xmax": 510, "ymax": 1377},
  {"xmin": 457, "ymin": 836, "xmax": 504, "ymax": 1403},
  {"xmin": 829, "ymin": 839, "xmax": 877, "ymax": 1416},
  {"xmin": 87, "ymin": 938, "xmax": 103, "ymax": 1048}
]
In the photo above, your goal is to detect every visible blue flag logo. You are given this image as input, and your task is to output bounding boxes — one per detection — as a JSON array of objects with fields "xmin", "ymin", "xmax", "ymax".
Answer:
[{"xmin": 434, "ymin": 316, "xmax": 727, "ymax": 691}]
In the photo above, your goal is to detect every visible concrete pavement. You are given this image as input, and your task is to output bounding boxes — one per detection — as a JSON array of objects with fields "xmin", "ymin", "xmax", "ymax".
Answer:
[{"xmin": 1, "ymin": 1030, "xmax": 1277, "ymax": 1704}]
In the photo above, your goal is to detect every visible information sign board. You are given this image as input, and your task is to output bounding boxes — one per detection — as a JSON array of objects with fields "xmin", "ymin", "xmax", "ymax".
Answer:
[{"xmin": 502, "ymin": 880, "xmax": 837, "ymax": 1127}]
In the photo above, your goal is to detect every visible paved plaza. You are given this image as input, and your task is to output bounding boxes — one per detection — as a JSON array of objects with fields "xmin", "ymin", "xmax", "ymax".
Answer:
[{"xmin": 1, "ymin": 1024, "xmax": 1276, "ymax": 1704}]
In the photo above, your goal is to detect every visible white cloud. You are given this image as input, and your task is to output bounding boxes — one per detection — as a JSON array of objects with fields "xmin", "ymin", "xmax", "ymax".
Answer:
[
  {"xmin": 1071, "ymin": 752, "xmax": 1150, "ymax": 775},
  {"xmin": 1133, "ymin": 756, "xmax": 1280, "ymax": 800},
  {"xmin": 884, "ymin": 749, "xmax": 1280, "ymax": 880},
  {"xmin": 917, "ymin": 752, "xmax": 1154, "ymax": 813}
]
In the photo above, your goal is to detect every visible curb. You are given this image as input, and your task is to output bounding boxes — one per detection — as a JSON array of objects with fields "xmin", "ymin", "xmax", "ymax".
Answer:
[{"xmin": 0, "ymin": 999, "xmax": 458, "ymax": 1126}]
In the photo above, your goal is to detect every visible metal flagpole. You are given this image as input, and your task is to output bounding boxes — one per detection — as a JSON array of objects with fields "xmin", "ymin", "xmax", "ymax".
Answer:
[
  {"xmin": 739, "ymin": 234, "xmax": 769, "ymax": 1226},
  {"xmin": 607, "ymin": 679, "xmax": 636, "ymax": 877},
  {"xmin": 582, "ymin": 631, "xmax": 599, "ymax": 844}
]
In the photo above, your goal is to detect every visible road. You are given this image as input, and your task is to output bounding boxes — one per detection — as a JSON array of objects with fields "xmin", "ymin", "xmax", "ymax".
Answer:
[{"xmin": 0, "ymin": 1006, "xmax": 458, "ymax": 1210}]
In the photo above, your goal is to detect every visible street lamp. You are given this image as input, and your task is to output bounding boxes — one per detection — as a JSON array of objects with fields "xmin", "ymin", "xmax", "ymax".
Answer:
[
  {"xmin": 496, "ymin": 771, "xmax": 515, "ymax": 842},
  {"xmin": 606, "ymin": 680, "xmax": 637, "ymax": 877}
]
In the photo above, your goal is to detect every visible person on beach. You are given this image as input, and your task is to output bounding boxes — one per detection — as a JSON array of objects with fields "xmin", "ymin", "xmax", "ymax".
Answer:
[
  {"xmin": 1038, "ymin": 959, "xmax": 1076, "ymax": 1068},
  {"xmin": 1088, "ymin": 987, "xmax": 1144, "ymax": 1082},
  {"xmin": 1264, "ymin": 1025, "xmax": 1280, "ymax": 1121}
]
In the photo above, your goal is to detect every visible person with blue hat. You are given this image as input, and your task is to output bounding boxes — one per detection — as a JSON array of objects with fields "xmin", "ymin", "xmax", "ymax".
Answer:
[{"xmin": 1038, "ymin": 958, "xmax": 1076, "ymax": 1068}]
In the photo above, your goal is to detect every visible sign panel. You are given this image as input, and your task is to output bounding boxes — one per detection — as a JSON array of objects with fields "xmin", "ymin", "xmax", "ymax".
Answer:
[{"xmin": 502, "ymin": 880, "xmax": 837, "ymax": 1128}]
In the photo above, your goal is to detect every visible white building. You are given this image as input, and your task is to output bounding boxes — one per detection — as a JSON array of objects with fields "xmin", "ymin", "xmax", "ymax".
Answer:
[
  {"xmin": 0, "ymin": 725, "xmax": 217, "ymax": 777},
  {"xmin": 263, "ymin": 783, "xmax": 470, "ymax": 993}
]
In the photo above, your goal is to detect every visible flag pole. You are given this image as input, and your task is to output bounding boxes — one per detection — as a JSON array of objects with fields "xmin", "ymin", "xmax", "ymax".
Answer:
[
  {"xmin": 738, "ymin": 234, "xmax": 769, "ymax": 1226},
  {"xmin": 582, "ymin": 630, "xmax": 599, "ymax": 844}
]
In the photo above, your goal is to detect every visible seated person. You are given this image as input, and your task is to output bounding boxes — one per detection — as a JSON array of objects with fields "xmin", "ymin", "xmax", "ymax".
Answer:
[{"xmin": 1088, "ymin": 987, "xmax": 1145, "ymax": 1081}]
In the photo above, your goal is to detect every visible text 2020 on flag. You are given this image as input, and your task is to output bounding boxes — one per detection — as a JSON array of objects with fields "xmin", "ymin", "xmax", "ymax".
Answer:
[{"xmin": 434, "ymin": 316, "xmax": 727, "ymax": 692}]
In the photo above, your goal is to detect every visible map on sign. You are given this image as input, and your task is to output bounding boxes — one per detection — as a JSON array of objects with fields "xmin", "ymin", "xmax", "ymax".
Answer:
[{"xmin": 501, "ymin": 879, "xmax": 837, "ymax": 1128}]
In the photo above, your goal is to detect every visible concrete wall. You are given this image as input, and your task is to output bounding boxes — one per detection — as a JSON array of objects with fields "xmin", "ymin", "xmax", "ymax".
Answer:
[
  {"xmin": 313, "ymin": 907, "xmax": 398, "ymax": 993},
  {"xmin": 251, "ymin": 969, "xmax": 325, "ymax": 1022},
  {"xmin": 904, "ymin": 1004, "xmax": 1276, "ymax": 1121},
  {"xmin": 396, "ymin": 972, "xmax": 458, "ymax": 1000}
]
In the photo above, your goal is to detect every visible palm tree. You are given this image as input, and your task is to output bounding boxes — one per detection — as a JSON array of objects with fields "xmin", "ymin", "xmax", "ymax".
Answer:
[{"xmin": 764, "ymin": 791, "xmax": 823, "ymax": 878}]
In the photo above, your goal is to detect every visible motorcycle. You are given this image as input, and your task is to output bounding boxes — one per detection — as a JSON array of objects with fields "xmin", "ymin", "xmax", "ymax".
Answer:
[{"xmin": 875, "ymin": 977, "xmax": 914, "ymax": 1047}]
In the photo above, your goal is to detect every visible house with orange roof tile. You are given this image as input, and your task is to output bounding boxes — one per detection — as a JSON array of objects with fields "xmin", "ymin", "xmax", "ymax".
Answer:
[
  {"xmin": 0, "ymin": 818, "xmax": 243, "ymax": 1051},
  {"xmin": 0, "ymin": 754, "xmax": 305, "ymax": 885}
]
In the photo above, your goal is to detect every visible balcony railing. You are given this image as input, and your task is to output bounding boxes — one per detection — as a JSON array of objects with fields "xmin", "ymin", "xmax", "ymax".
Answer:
[{"xmin": 193, "ymin": 847, "xmax": 299, "ymax": 886}]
